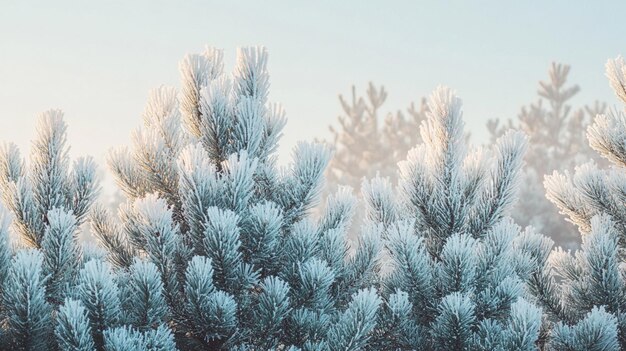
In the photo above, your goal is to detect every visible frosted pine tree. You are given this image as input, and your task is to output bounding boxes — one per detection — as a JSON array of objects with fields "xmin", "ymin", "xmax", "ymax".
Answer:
[
  {"xmin": 538, "ymin": 56, "xmax": 626, "ymax": 350},
  {"xmin": 0, "ymin": 112, "xmax": 177, "ymax": 350},
  {"xmin": 0, "ymin": 112, "xmax": 98, "ymax": 349},
  {"xmin": 488, "ymin": 63, "xmax": 607, "ymax": 249},
  {"xmin": 101, "ymin": 46, "xmax": 383, "ymax": 350},
  {"xmin": 361, "ymin": 86, "xmax": 546, "ymax": 350}
]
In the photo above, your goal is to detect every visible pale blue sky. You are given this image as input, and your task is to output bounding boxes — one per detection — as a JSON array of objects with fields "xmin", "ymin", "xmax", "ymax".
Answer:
[{"xmin": 0, "ymin": 0, "xmax": 624, "ymax": 171}]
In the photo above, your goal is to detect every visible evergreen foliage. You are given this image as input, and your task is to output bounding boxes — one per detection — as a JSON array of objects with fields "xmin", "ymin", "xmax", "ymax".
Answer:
[
  {"xmin": 0, "ymin": 112, "xmax": 173, "ymax": 350},
  {"xmin": 537, "ymin": 55, "xmax": 626, "ymax": 350},
  {"xmin": 0, "ymin": 112, "xmax": 101, "ymax": 350},
  {"xmin": 55, "ymin": 299, "xmax": 96, "ymax": 351},
  {"xmin": 362, "ymin": 86, "xmax": 546, "ymax": 350},
  {"xmin": 1, "ymin": 45, "xmax": 623, "ymax": 351},
  {"xmin": 102, "ymin": 46, "xmax": 384, "ymax": 350}
]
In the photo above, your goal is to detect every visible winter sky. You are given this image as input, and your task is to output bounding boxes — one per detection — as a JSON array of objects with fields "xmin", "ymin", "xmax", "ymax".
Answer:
[{"xmin": 1, "ymin": 0, "xmax": 624, "ymax": 169}]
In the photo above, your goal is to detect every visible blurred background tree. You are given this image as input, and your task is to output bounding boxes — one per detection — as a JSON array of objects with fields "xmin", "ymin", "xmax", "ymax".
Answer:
[
  {"xmin": 487, "ymin": 63, "xmax": 606, "ymax": 249},
  {"xmin": 325, "ymin": 83, "xmax": 428, "ymax": 240},
  {"xmin": 326, "ymin": 83, "xmax": 429, "ymax": 190},
  {"xmin": 325, "ymin": 64, "xmax": 608, "ymax": 249}
]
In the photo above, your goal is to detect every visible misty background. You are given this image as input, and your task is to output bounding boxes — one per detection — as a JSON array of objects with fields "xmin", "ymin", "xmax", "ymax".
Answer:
[{"xmin": 1, "ymin": 1, "xmax": 624, "ymax": 242}]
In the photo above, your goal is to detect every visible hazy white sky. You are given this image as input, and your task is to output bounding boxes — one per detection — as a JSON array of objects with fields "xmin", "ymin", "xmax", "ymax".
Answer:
[{"xmin": 1, "ymin": 0, "xmax": 624, "ymax": 171}]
